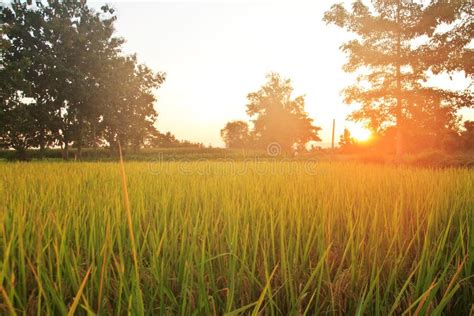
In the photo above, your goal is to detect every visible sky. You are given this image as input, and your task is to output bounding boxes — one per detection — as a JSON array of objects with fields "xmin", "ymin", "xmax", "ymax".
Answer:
[{"xmin": 90, "ymin": 0, "xmax": 472, "ymax": 147}]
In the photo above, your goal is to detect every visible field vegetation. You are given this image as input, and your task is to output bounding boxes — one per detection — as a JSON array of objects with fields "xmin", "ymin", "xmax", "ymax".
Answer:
[{"xmin": 1, "ymin": 161, "xmax": 473, "ymax": 315}]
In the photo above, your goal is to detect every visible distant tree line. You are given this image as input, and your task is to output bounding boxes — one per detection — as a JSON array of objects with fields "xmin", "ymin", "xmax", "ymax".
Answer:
[
  {"xmin": 339, "ymin": 120, "xmax": 474, "ymax": 154},
  {"xmin": 222, "ymin": 1, "xmax": 473, "ymax": 156},
  {"xmin": 145, "ymin": 131, "xmax": 204, "ymax": 149},
  {"xmin": 2, "ymin": 1, "xmax": 472, "ymax": 160},
  {"xmin": 0, "ymin": 1, "xmax": 197, "ymax": 160},
  {"xmin": 324, "ymin": 0, "xmax": 473, "ymax": 156}
]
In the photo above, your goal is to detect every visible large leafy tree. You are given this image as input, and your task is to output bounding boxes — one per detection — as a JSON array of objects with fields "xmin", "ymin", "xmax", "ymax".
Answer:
[
  {"xmin": 324, "ymin": 0, "xmax": 473, "ymax": 156},
  {"xmin": 246, "ymin": 73, "xmax": 321, "ymax": 153},
  {"xmin": 41, "ymin": 1, "xmax": 124, "ymax": 158},
  {"xmin": 101, "ymin": 55, "xmax": 165, "ymax": 153},
  {"xmin": 0, "ymin": 2, "xmax": 47, "ymax": 159},
  {"xmin": 220, "ymin": 120, "xmax": 250, "ymax": 149},
  {"xmin": 1, "ymin": 1, "xmax": 165, "ymax": 159},
  {"xmin": 0, "ymin": 99, "xmax": 41, "ymax": 160}
]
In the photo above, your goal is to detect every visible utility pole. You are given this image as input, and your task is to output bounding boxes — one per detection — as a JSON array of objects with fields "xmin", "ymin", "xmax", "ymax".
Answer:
[{"xmin": 331, "ymin": 119, "xmax": 335, "ymax": 150}]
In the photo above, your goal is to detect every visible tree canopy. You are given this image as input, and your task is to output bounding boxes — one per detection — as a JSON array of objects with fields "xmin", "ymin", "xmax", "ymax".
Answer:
[
  {"xmin": 0, "ymin": 0, "xmax": 166, "ymax": 159},
  {"xmin": 324, "ymin": 0, "xmax": 473, "ymax": 156},
  {"xmin": 220, "ymin": 121, "xmax": 250, "ymax": 149},
  {"xmin": 221, "ymin": 73, "xmax": 321, "ymax": 153},
  {"xmin": 1, "ymin": 1, "xmax": 472, "ymax": 159}
]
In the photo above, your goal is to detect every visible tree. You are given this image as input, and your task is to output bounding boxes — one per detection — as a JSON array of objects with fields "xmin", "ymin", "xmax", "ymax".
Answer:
[
  {"xmin": 41, "ymin": 1, "xmax": 124, "ymax": 158},
  {"xmin": 0, "ymin": 1, "xmax": 166, "ymax": 159},
  {"xmin": 0, "ymin": 1, "xmax": 121, "ymax": 158},
  {"xmin": 246, "ymin": 73, "xmax": 321, "ymax": 153},
  {"xmin": 418, "ymin": 1, "xmax": 473, "ymax": 77},
  {"xmin": 339, "ymin": 128, "xmax": 354, "ymax": 148},
  {"xmin": 147, "ymin": 131, "xmax": 179, "ymax": 147},
  {"xmin": 461, "ymin": 121, "xmax": 474, "ymax": 151},
  {"xmin": 0, "ymin": 2, "xmax": 50, "ymax": 159},
  {"xmin": 220, "ymin": 121, "xmax": 250, "ymax": 149},
  {"xmin": 101, "ymin": 55, "xmax": 165, "ymax": 153},
  {"xmin": 401, "ymin": 90, "xmax": 461, "ymax": 152},
  {"xmin": 146, "ymin": 131, "xmax": 203, "ymax": 148},
  {"xmin": 324, "ymin": 0, "xmax": 473, "ymax": 157},
  {"xmin": 0, "ymin": 100, "xmax": 40, "ymax": 160}
]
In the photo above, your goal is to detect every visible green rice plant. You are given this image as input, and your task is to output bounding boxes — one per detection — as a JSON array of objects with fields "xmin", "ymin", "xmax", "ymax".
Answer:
[{"xmin": 0, "ymin": 161, "xmax": 473, "ymax": 315}]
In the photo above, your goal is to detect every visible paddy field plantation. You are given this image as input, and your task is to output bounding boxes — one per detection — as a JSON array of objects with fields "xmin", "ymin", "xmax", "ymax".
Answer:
[{"xmin": 0, "ymin": 161, "xmax": 473, "ymax": 315}]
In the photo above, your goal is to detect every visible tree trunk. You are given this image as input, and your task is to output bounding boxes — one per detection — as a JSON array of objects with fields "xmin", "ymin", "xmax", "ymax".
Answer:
[
  {"xmin": 77, "ymin": 119, "xmax": 83, "ymax": 160},
  {"xmin": 92, "ymin": 124, "xmax": 98, "ymax": 157},
  {"xmin": 63, "ymin": 141, "xmax": 69, "ymax": 160},
  {"xmin": 39, "ymin": 143, "xmax": 45, "ymax": 158},
  {"xmin": 77, "ymin": 141, "xmax": 82, "ymax": 160},
  {"xmin": 16, "ymin": 146, "xmax": 28, "ymax": 161},
  {"xmin": 38, "ymin": 129, "xmax": 46, "ymax": 159},
  {"xmin": 395, "ymin": 0, "xmax": 403, "ymax": 161}
]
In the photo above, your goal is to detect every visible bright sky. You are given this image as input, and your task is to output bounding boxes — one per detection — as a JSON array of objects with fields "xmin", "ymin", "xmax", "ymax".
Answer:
[{"xmin": 92, "ymin": 0, "xmax": 472, "ymax": 147}]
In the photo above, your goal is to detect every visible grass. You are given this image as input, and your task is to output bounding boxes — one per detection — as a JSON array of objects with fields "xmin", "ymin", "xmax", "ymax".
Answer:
[
  {"xmin": 2, "ymin": 147, "xmax": 473, "ymax": 169},
  {"xmin": 0, "ymin": 161, "xmax": 473, "ymax": 315},
  {"xmin": 0, "ymin": 147, "xmax": 261, "ymax": 162}
]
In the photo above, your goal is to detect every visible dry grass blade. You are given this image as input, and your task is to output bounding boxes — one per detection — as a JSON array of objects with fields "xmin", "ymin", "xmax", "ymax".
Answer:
[
  {"xmin": 413, "ymin": 280, "xmax": 437, "ymax": 316},
  {"xmin": 67, "ymin": 266, "xmax": 92, "ymax": 316},
  {"xmin": 251, "ymin": 264, "xmax": 279, "ymax": 316},
  {"xmin": 443, "ymin": 256, "xmax": 467, "ymax": 297},
  {"xmin": 118, "ymin": 142, "xmax": 140, "ymax": 281},
  {"xmin": 0, "ymin": 284, "xmax": 17, "ymax": 316}
]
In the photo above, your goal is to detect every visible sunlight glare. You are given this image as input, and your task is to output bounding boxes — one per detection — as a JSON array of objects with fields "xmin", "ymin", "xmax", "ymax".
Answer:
[{"xmin": 351, "ymin": 125, "xmax": 372, "ymax": 142}]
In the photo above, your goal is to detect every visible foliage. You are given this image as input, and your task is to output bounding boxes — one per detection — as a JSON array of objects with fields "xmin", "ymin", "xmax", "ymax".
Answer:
[
  {"xmin": 146, "ymin": 130, "xmax": 204, "ymax": 149},
  {"xmin": 0, "ymin": 100, "xmax": 40, "ymax": 159},
  {"xmin": 220, "ymin": 120, "xmax": 250, "ymax": 149},
  {"xmin": 246, "ymin": 73, "xmax": 321, "ymax": 152},
  {"xmin": 339, "ymin": 128, "xmax": 354, "ymax": 147},
  {"xmin": 100, "ymin": 56, "xmax": 165, "ymax": 152},
  {"xmin": 324, "ymin": 0, "xmax": 473, "ymax": 156},
  {"xmin": 338, "ymin": 128, "xmax": 358, "ymax": 153},
  {"xmin": 0, "ymin": 1, "xmax": 165, "ymax": 159},
  {"xmin": 461, "ymin": 120, "xmax": 474, "ymax": 151},
  {"xmin": 222, "ymin": 73, "xmax": 321, "ymax": 153}
]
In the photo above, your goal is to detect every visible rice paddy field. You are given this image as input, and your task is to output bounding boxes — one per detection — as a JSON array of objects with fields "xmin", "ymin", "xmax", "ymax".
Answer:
[{"xmin": 0, "ymin": 161, "xmax": 473, "ymax": 315}]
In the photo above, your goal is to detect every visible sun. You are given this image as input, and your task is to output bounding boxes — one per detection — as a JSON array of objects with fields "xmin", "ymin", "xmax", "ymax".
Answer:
[{"xmin": 351, "ymin": 125, "xmax": 372, "ymax": 142}]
